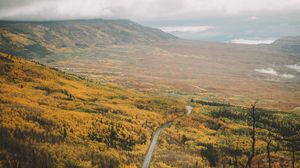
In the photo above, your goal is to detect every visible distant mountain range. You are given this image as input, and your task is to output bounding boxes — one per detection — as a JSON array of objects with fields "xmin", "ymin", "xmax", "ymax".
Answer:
[
  {"xmin": 0, "ymin": 19, "xmax": 176, "ymax": 58},
  {"xmin": 1, "ymin": 19, "xmax": 300, "ymax": 58}
]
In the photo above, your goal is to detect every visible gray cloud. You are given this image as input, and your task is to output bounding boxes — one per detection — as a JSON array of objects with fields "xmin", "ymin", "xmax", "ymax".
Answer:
[
  {"xmin": 0, "ymin": 0, "xmax": 43, "ymax": 9},
  {"xmin": 0, "ymin": 0, "xmax": 300, "ymax": 21},
  {"xmin": 1, "ymin": 0, "xmax": 299, "ymax": 42}
]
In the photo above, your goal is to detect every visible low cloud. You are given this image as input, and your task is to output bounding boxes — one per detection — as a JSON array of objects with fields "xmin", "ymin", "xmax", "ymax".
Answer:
[
  {"xmin": 286, "ymin": 63, "xmax": 300, "ymax": 72},
  {"xmin": 248, "ymin": 16, "xmax": 258, "ymax": 20},
  {"xmin": 159, "ymin": 26, "xmax": 214, "ymax": 33},
  {"xmin": 255, "ymin": 68, "xmax": 278, "ymax": 76},
  {"xmin": 230, "ymin": 38, "xmax": 276, "ymax": 44},
  {"xmin": 255, "ymin": 68, "xmax": 295, "ymax": 79},
  {"xmin": 279, "ymin": 73, "xmax": 295, "ymax": 79}
]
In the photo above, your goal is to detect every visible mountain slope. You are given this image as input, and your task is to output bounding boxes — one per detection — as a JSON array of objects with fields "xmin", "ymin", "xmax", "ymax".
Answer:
[
  {"xmin": 0, "ymin": 52, "xmax": 186, "ymax": 167},
  {"xmin": 0, "ymin": 19, "xmax": 176, "ymax": 58},
  {"xmin": 272, "ymin": 36, "xmax": 300, "ymax": 56}
]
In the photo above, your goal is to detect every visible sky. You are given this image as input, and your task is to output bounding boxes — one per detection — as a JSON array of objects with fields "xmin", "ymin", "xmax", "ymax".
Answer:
[{"xmin": 0, "ymin": 0, "xmax": 300, "ymax": 43}]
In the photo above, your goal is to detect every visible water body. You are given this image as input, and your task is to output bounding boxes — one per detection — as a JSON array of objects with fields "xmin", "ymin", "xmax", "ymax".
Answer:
[{"xmin": 142, "ymin": 106, "xmax": 193, "ymax": 168}]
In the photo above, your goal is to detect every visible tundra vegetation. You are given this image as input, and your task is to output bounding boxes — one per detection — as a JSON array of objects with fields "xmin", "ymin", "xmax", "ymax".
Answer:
[
  {"xmin": 0, "ymin": 53, "xmax": 299, "ymax": 167},
  {"xmin": 1, "ymin": 20, "xmax": 300, "ymax": 111}
]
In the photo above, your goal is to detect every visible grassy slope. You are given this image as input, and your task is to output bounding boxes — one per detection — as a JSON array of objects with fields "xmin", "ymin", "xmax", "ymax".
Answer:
[
  {"xmin": 0, "ymin": 19, "xmax": 176, "ymax": 58},
  {"xmin": 0, "ymin": 53, "xmax": 299, "ymax": 168},
  {"xmin": 0, "ymin": 52, "xmax": 185, "ymax": 167}
]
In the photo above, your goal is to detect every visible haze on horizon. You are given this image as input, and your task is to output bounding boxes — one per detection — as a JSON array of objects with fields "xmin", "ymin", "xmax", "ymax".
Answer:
[{"xmin": 1, "ymin": 0, "xmax": 300, "ymax": 43}]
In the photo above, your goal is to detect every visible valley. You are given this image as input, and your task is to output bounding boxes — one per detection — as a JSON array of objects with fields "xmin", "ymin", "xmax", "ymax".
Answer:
[
  {"xmin": 42, "ymin": 41, "xmax": 300, "ymax": 111},
  {"xmin": 0, "ymin": 19, "xmax": 300, "ymax": 167},
  {"xmin": 1, "ymin": 19, "xmax": 299, "ymax": 111}
]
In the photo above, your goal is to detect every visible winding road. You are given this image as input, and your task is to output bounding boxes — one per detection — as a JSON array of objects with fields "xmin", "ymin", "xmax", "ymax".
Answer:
[{"xmin": 142, "ymin": 106, "xmax": 193, "ymax": 168}]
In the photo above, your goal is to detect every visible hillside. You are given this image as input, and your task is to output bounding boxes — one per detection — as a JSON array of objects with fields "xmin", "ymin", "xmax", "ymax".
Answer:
[
  {"xmin": 0, "ymin": 19, "xmax": 176, "ymax": 58},
  {"xmin": 1, "ymin": 53, "xmax": 299, "ymax": 167},
  {"xmin": 272, "ymin": 36, "xmax": 300, "ymax": 56},
  {"xmin": 0, "ymin": 52, "xmax": 184, "ymax": 167}
]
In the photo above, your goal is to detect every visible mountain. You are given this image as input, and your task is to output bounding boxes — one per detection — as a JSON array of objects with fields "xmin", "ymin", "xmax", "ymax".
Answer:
[
  {"xmin": 272, "ymin": 36, "xmax": 300, "ymax": 56},
  {"xmin": 0, "ymin": 19, "xmax": 176, "ymax": 58}
]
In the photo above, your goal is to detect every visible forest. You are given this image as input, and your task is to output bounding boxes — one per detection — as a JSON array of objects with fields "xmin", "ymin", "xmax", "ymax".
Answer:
[{"xmin": 0, "ymin": 52, "xmax": 299, "ymax": 167}]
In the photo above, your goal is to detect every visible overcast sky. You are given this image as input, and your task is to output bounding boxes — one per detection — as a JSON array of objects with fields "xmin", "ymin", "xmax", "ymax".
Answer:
[
  {"xmin": 0, "ymin": 0, "xmax": 300, "ymax": 21},
  {"xmin": 1, "ymin": 0, "xmax": 300, "ymax": 43}
]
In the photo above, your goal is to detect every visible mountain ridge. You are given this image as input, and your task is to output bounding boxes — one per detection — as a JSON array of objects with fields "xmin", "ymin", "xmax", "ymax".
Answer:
[{"xmin": 0, "ymin": 18, "xmax": 177, "ymax": 58}]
